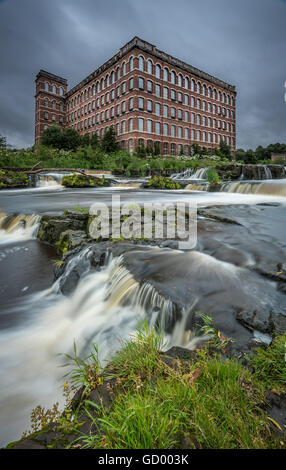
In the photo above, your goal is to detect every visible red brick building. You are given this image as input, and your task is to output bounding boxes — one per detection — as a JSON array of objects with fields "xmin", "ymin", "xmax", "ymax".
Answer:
[{"xmin": 35, "ymin": 37, "xmax": 236, "ymax": 155}]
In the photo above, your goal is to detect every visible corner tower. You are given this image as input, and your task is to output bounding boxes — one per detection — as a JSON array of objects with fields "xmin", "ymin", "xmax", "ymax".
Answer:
[{"xmin": 34, "ymin": 70, "xmax": 68, "ymax": 144}]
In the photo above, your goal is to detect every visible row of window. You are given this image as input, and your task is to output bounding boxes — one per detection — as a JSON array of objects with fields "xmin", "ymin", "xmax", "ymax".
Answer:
[
  {"xmin": 66, "ymin": 101, "xmax": 235, "ymax": 132},
  {"xmin": 67, "ymin": 117, "xmax": 234, "ymax": 146},
  {"xmin": 43, "ymin": 112, "xmax": 64, "ymax": 123},
  {"xmin": 66, "ymin": 55, "xmax": 235, "ymax": 108},
  {"xmin": 42, "ymin": 98, "xmax": 64, "ymax": 112},
  {"xmin": 44, "ymin": 82, "xmax": 64, "ymax": 96},
  {"xmin": 67, "ymin": 76, "xmax": 235, "ymax": 115}
]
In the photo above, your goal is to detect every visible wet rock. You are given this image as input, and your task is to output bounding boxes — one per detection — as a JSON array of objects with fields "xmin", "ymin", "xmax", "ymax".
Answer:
[
  {"xmin": 12, "ymin": 439, "xmax": 47, "ymax": 449},
  {"xmin": 270, "ymin": 310, "xmax": 286, "ymax": 334},
  {"xmin": 159, "ymin": 240, "xmax": 179, "ymax": 249},
  {"xmin": 265, "ymin": 391, "xmax": 286, "ymax": 436},
  {"xmin": 162, "ymin": 346, "xmax": 198, "ymax": 362},
  {"xmin": 38, "ymin": 213, "xmax": 88, "ymax": 246},
  {"xmin": 236, "ymin": 309, "xmax": 271, "ymax": 334}
]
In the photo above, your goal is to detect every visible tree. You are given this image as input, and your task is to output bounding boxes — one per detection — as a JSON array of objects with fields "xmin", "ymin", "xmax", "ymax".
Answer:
[
  {"xmin": 191, "ymin": 143, "xmax": 202, "ymax": 156},
  {"xmin": 62, "ymin": 128, "xmax": 81, "ymax": 151},
  {"xmin": 90, "ymin": 133, "xmax": 100, "ymax": 149},
  {"xmin": 135, "ymin": 143, "xmax": 146, "ymax": 158},
  {"xmin": 0, "ymin": 135, "xmax": 7, "ymax": 148},
  {"xmin": 219, "ymin": 141, "xmax": 232, "ymax": 160},
  {"xmin": 40, "ymin": 125, "xmax": 64, "ymax": 148},
  {"xmin": 154, "ymin": 142, "xmax": 161, "ymax": 156},
  {"xmin": 81, "ymin": 133, "xmax": 91, "ymax": 147},
  {"xmin": 101, "ymin": 126, "xmax": 119, "ymax": 153}
]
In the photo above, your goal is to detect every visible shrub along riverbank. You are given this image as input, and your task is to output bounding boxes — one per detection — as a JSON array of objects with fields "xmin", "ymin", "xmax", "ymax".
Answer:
[{"xmin": 6, "ymin": 322, "xmax": 286, "ymax": 449}]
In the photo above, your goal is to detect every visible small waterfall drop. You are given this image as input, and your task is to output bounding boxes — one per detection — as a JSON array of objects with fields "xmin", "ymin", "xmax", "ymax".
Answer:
[
  {"xmin": 0, "ymin": 212, "xmax": 41, "ymax": 244},
  {"xmin": 171, "ymin": 167, "xmax": 209, "ymax": 180},
  {"xmin": 220, "ymin": 180, "xmax": 286, "ymax": 197},
  {"xmin": 35, "ymin": 172, "xmax": 70, "ymax": 188}
]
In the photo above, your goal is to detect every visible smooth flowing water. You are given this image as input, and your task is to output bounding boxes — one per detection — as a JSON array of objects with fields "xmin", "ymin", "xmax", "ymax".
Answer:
[{"xmin": 0, "ymin": 181, "xmax": 286, "ymax": 446}]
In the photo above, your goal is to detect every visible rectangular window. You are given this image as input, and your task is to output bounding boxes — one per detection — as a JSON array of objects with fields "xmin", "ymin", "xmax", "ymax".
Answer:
[
  {"xmin": 147, "ymin": 100, "xmax": 152, "ymax": 112},
  {"xmin": 147, "ymin": 120, "xmax": 152, "ymax": 133},
  {"xmin": 155, "ymin": 122, "xmax": 160, "ymax": 135},
  {"xmin": 147, "ymin": 81, "xmax": 153, "ymax": 93},
  {"xmin": 129, "ymin": 78, "xmax": 134, "ymax": 90},
  {"xmin": 139, "ymin": 77, "xmax": 144, "ymax": 90},
  {"xmin": 155, "ymin": 84, "xmax": 161, "ymax": 97}
]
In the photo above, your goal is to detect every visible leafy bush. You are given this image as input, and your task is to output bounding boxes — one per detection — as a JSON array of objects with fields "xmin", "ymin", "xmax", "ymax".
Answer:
[
  {"xmin": 148, "ymin": 176, "xmax": 181, "ymax": 189},
  {"xmin": 61, "ymin": 174, "xmax": 110, "ymax": 188},
  {"xmin": 206, "ymin": 167, "xmax": 220, "ymax": 185}
]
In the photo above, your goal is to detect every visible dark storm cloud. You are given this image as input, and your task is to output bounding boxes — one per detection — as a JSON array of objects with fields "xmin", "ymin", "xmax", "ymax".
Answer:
[{"xmin": 0, "ymin": 0, "xmax": 285, "ymax": 149}]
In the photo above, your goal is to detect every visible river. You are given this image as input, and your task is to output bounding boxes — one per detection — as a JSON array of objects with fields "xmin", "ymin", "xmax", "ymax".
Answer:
[{"xmin": 0, "ymin": 178, "xmax": 286, "ymax": 446}]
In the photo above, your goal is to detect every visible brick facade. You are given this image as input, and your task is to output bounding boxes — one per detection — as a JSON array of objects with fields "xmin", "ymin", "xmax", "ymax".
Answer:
[{"xmin": 35, "ymin": 37, "xmax": 236, "ymax": 155}]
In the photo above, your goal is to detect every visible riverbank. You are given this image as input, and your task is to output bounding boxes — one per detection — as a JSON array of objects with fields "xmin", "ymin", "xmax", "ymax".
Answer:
[
  {"xmin": 0, "ymin": 163, "xmax": 286, "ymax": 190},
  {"xmin": 6, "ymin": 323, "xmax": 286, "ymax": 449}
]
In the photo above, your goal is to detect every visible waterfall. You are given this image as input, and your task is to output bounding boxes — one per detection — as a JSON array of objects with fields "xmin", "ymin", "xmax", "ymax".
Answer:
[
  {"xmin": 220, "ymin": 180, "xmax": 286, "ymax": 197},
  {"xmin": 171, "ymin": 168, "xmax": 209, "ymax": 180},
  {"xmin": 35, "ymin": 172, "xmax": 71, "ymax": 188},
  {"xmin": 0, "ymin": 250, "xmax": 205, "ymax": 445},
  {"xmin": 0, "ymin": 212, "xmax": 41, "ymax": 244}
]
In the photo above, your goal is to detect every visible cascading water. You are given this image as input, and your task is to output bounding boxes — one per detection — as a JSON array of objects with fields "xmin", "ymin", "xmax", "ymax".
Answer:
[
  {"xmin": 0, "ymin": 248, "xmax": 202, "ymax": 445},
  {"xmin": 0, "ymin": 212, "xmax": 41, "ymax": 244},
  {"xmin": 171, "ymin": 168, "xmax": 209, "ymax": 180},
  {"xmin": 35, "ymin": 172, "xmax": 71, "ymax": 188},
  {"xmin": 220, "ymin": 180, "xmax": 286, "ymax": 197}
]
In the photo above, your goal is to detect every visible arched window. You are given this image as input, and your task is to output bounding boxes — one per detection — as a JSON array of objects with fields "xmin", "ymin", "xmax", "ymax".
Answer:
[
  {"xmin": 155, "ymin": 64, "xmax": 161, "ymax": 79},
  {"xmin": 171, "ymin": 71, "xmax": 176, "ymax": 84},
  {"xmin": 44, "ymin": 98, "xmax": 49, "ymax": 107},
  {"xmin": 129, "ymin": 118, "xmax": 134, "ymax": 132},
  {"xmin": 59, "ymin": 87, "xmax": 64, "ymax": 96},
  {"xmin": 191, "ymin": 79, "xmax": 195, "ymax": 92},
  {"xmin": 184, "ymin": 77, "xmax": 189, "ymax": 89},
  {"xmin": 129, "ymin": 56, "xmax": 134, "ymax": 72},
  {"xmin": 139, "ymin": 56, "xmax": 144, "ymax": 72},
  {"xmin": 178, "ymin": 74, "xmax": 182, "ymax": 87},
  {"xmin": 213, "ymin": 89, "xmax": 217, "ymax": 100},
  {"xmin": 52, "ymin": 85, "xmax": 57, "ymax": 94},
  {"xmin": 147, "ymin": 60, "xmax": 153, "ymax": 74},
  {"xmin": 122, "ymin": 62, "xmax": 126, "ymax": 76},
  {"xmin": 138, "ymin": 118, "xmax": 144, "ymax": 131},
  {"xmin": 101, "ymin": 78, "xmax": 104, "ymax": 91},
  {"xmin": 202, "ymin": 85, "xmax": 206, "ymax": 96},
  {"xmin": 163, "ymin": 68, "xmax": 168, "ymax": 81},
  {"xmin": 52, "ymin": 100, "xmax": 56, "ymax": 110},
  {"xmin": 197, "ymin": 82, "xmax": 201, "ymax": 94},
  {"xmin": 45, "ymin": 82, "xmax": 49, "ymax": 92},
  {"xmin": 106, "ymin": 75, "xmax": 110, "ymax": 87},
  {"xmin": 110, "ymin": 72, "xmax": 115, "ymax": 85}
]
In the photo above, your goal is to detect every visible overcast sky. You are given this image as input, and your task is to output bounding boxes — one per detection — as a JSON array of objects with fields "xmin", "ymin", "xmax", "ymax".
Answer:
[{"xmin": 0, "ymin": 0, "xmax": 285, "ymax": 149}]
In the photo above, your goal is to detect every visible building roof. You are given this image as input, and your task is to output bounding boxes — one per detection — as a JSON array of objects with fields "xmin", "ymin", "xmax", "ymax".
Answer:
[
  {"xmin": 36, "ymin": 70, "xmax": 68, "ymax": 85},
  {"xmin": 66, "ymin": 36, "xmax": 236, "ymax": 98}
]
